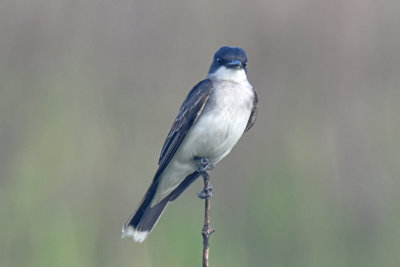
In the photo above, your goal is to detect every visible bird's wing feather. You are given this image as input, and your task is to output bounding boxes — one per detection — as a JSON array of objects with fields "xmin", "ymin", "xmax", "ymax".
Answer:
[
  {"xmin": 156, "ymin": 79, "xmax": 213, "ymax": 176},
  {"xmin": 121, "ymin": 80, "xmax": 213, "ymax": 237},
  {"xmin": 245, "ymin": 87, "xmax": 258, "ymax": 132}
]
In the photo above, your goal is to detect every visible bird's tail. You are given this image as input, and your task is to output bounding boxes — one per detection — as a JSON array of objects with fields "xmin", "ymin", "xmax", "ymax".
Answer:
[
  {"xmin": 122, "ymin": 171, "xmax": 202, "ymax": 243},
  {"xmin": 121, "ymin": 182, "xmax": 169, "ymax": 243}
]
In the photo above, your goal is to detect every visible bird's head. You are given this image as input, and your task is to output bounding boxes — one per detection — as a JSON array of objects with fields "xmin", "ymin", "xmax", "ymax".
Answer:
[{"xmin": 208, "ymin": 46, "xmax": 248, "ymax": 82}]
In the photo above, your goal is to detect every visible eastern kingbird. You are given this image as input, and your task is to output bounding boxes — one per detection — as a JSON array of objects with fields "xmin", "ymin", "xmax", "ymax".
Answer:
[{"xmin": 122, "ymin": 46, "xmax": 258, "ymax": 243}]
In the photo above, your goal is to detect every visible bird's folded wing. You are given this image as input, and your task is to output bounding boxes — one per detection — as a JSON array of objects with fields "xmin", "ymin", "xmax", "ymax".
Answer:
[
  {"xmin": 245, "ymin": 87, "xmax": 258, "ymax": 132},
  {"xmin": 155, "ymin": 79, "xmax": 214, "ymax": 178}
]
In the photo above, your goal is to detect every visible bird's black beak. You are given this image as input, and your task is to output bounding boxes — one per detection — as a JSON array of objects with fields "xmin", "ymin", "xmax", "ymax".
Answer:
[{"xmin": 225, "ymin": 59, "xmax": 242, "ymax": 69}]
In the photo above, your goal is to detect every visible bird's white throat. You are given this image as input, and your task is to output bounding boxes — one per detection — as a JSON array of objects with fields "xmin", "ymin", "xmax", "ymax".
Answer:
[{"xmin": 208, "ymin": 66, "xmax": 247, "ymax": 83}]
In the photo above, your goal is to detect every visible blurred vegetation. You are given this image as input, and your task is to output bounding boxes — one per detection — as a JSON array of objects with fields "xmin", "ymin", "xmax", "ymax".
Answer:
[{"xmin": 1, "ymin": 0, "xmax": 400, "ymax": 266}]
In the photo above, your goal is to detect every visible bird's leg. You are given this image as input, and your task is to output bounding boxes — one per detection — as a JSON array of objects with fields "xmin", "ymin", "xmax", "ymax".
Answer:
[
  {"xmin": 196, "ymin": 157, "xmax": 215, "ymax": 172},
  {"xmin": 195, "ymin": 157, "xmax": 214, "ymax": 199}
]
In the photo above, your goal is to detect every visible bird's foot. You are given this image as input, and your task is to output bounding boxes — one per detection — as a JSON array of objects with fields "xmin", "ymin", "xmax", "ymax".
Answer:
[
  {"xmin": 194, "ymin": 157, "xmax": 214, "ymax": 199},
  {"xmin": 195, "ymin": 157, "xmax": 215, "ymax": 172},
  {"xmin": 198, "ymin": 183, "xmax": 213, "ymax": 199}
]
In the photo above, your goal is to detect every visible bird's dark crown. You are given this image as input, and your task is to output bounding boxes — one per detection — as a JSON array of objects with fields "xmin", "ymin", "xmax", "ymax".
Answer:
[{"xmin": 208, "ymin": 46, "xmax": 248, "ymax": 74}]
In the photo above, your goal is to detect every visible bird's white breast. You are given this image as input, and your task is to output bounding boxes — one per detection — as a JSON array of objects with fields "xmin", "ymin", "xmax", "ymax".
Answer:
[{"xmin": 183, "ymin": 78, "xmax": 253, "ymax": 163}]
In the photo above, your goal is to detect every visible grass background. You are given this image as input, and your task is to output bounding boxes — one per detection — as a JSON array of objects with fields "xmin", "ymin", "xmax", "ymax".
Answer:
[{"xmin": 1, "ymin": 0, "xmax": 400, "ymax": 266}]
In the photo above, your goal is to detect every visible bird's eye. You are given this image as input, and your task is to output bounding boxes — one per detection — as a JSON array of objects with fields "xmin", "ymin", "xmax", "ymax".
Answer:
[
  {"xmin": 243, "ymin": 61, "xmax": 247, "ymax": 68},
  {"xmin": 217, "ymin": 58, "xmax": 222, "ymax": 64}
]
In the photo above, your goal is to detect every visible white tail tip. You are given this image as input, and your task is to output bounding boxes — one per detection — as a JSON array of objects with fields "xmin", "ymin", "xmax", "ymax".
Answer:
[{"xmin": 121, "ymin": 225, "xmax": 149, "ymax": 243}]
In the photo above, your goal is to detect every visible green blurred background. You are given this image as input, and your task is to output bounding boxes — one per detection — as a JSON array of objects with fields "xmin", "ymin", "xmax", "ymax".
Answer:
[{"xmin": 1, "ymin": 0, "xmax": 400, "ymax": 266}]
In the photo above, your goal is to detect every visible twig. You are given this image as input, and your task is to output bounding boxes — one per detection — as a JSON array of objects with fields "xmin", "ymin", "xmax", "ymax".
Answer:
[{"xmin": 200, "ymin": 170, "xmax": 215, "ymax": 267}]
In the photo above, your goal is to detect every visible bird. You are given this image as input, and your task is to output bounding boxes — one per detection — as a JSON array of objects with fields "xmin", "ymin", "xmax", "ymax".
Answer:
[{"xmin": 122, "ymin": 46, "xmax": 258, "ymax": 243}]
